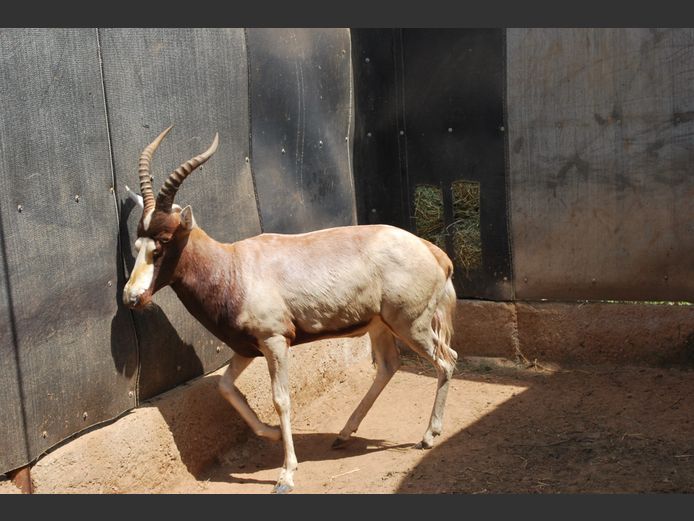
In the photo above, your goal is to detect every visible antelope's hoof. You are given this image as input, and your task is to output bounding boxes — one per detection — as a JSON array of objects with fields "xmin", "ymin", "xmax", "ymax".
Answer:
[
  {"xmin": 414, "ymin": 440, "xmax": 433, "ymax": 450},
  {"xmin": 272, "ymin": 483, "xmax": 294, "ymax": 494},
  {"xmin": 331, "ymin": 437, "xmax": 349, "ymax": 450}
]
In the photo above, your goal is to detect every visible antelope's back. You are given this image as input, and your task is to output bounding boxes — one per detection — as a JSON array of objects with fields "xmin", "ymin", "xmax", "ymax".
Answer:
[{"xmin": 234, "ymin": 225, "xmax": 450, "ymax": 331}]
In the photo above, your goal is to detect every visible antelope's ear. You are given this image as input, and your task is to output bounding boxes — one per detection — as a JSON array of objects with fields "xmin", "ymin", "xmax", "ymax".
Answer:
[
  {"xmin": 125, "ymin": 185, "xmax": 144, "ymax": 209},
  {"xmin": 180, "ymin": 205, "xmax": 195, "ymax": 231}
]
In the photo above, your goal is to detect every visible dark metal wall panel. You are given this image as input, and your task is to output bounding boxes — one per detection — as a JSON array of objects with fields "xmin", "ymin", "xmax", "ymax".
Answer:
[
  {"xmin": 507, "ymin": 29, "xmax": 694, "ymax": 301},
  {"xmin": 0, "ymin": 29, "xmax": 138, "ymax": 472},
  {"xmin": 401, "ymin": 29, "xmax": 513, "ymax": 300},
  {"xmin": 99, "ymin": 28, "xmax": 261, "ymax": 399},
  {"xmin": 0, "ymin": 220, "xmax": 29, "ymax": 472},
  {"xmin": 350, "ymin": 29, "xmax": 409, "ymax": 229},
  {"xmin": 247, "ymin": 28, "xmax": 356, "ymax": 233}
]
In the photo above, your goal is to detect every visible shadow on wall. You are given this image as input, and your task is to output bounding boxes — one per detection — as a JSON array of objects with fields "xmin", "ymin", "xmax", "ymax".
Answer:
[
  {"xmin": 110, "ymin": 197, "xmax": 203, "ymax": 392},
  {"xmin": 393, "ymin": 364, "xmax": 694, "ymax": 493}
]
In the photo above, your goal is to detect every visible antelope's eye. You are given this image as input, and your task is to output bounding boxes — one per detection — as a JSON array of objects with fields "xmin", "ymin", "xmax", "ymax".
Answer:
[{"xmin": 159, "ymin": 236, "xmax": 171, "ymax": 244}]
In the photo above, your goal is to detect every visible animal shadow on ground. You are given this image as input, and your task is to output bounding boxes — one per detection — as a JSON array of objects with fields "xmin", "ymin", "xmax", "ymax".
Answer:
[
  {"xmin": 395, "ymin": 360, "xmax": 694, "ymax": 493},
  {"xmin": 200, "ymin": 431, "xmax": 415, "ymax": 487}
]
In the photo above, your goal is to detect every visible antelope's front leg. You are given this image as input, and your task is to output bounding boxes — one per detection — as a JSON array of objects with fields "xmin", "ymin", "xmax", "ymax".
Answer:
[{"xmin": 260, "ymin": 335, "xmax": 297, "ymax": 494}]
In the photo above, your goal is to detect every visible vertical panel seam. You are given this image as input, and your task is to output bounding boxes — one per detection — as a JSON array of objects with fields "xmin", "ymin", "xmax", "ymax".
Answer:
[
  {"xmin": 345, "ymin": 29, "xmax": 358, "ymax": 226},
  {"xmin": 393, "ymin": 29, "xmax": 412, "ymax": 232},
  {"xmin": 501, "ymin": 28, "xmax": 517, "ymax": 301},
  {"xmin": 0, "ymin": 189, "xmax": 31, "ymax": 471},
  {"xmin": 95, "ymin": 28, "xmax": 142, "ymax": 405},
  {"xmin": 243, "ymin": 28, "xmax": 264, "ymax": 233}
]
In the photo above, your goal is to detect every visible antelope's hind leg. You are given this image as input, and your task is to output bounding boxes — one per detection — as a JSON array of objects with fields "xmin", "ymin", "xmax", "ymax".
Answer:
[
  {"xmin": 332, "ymin": 323, "xmax": 401, "ymax": 449},
  {"xmin": 398, "ymin": 316, "xmax": 457, "ymax": 450}
]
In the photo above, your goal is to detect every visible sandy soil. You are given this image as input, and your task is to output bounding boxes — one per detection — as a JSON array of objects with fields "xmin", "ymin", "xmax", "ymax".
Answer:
[{"xmin": 165, "ymin": 356, "xmax": 694, "ymax": 494}]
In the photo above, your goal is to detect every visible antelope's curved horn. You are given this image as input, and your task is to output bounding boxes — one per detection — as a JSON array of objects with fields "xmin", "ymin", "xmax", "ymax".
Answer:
[
  {"xmin": 139, "ymin": 126, "xmax": 173, "ymax": 213},
  {"xmin": 155, "ymin": 133, "xmax": 219, "ymax": 213}
]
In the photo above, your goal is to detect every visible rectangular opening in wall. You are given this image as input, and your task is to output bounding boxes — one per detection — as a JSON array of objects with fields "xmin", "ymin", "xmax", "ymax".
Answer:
[
  {"xmin": 450, "ymin": 180, "xmax": 482, "ymax": 275},
  {"xmin": 413, "ymin": 184, "xmax": 446, "ymax": 251}
]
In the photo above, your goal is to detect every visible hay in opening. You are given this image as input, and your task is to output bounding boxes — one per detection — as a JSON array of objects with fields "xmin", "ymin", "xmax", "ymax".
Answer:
[
  {"xmin": 450, "ymin": 180, "xmax": 481, "ymax": 274},
  {"xmin": 413, "ymin": 184, "xmax": 446, "ymax": 250}
]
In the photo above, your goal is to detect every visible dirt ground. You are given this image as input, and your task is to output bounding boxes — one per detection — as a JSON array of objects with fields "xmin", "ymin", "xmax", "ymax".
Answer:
[{"xmin": 164, "ymin": 356, "xmax": 694, "ymax": 494}]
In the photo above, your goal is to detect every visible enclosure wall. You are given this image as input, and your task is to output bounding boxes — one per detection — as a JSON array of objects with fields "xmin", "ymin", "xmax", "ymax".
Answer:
[
  {"xmin": 352, "ymin": 28, "xmax": 694, "ymax": 302},
  {"xmin": 0, "ymin": 28, "xmax": 355, "ymax": 474},
  {"xmin": 506, "ymin": 28, "xmax": 694, "ymax": 301}
]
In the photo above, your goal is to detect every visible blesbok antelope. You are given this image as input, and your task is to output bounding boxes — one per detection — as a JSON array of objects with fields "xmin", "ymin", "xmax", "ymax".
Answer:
[{"xmin": 122, "ymin": 127, "xmax": 458, "ymax": 493}]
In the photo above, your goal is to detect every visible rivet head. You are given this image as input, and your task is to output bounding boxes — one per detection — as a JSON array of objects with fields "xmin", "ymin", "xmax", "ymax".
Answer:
[
  {"xmin": 664, "ymin": 275, "xmax": 669, "ymax": 281},
  {"xmin": 448, "ymin": 127, "xmax": 453, "ymax": 133},
  {"xmin": 109, "ymin": 186, "xmax": 114, "ymax": 193},
  {"xmin": 41, "ymin": 431, "xmax": 47, "ymax": 439},
  {"xmin": 281, "ymin": 148, "xmax": 286, "ymax": 154},
  {"xmin": 365, "ymin": 57, "xmax": 370, "ymax": 63},
  {"xmin": 74, "ymin": 195, "xmax": 80, "ymax": 202},
  {"xmin": 176, "ymin": 365, "xmax": 181, "ymax": 371},
  {"xmin": 591, "ymin": 278, "xmax": 597, "ymax": 283},
  {"xmin": 216, "ymin": 346, "xmax": 221, "ymax": 353},
  {"xmin": 523, "ymin": 277, "xmax": 528, "ymax": 283},
  {"xmin": 318, "ymin": 140, "xmax": 323, "ymax": 147},
  {"xmin": 399, "ymin": 130, "xmax": 404, "ymax": 136},
  {"xmin": 345, "ymin": 136, "xmax": 348, "ymax": 141},
  {"xmin": 17, "ymin": 205, "xmax": 23, "ymax": 212},
  {"xmin": 128, "ymin": 391, "xmax": 134, "ymax": 398},
  {"xmin": 367, "ymin": 132, "xmax": 372, "ymax": 137},
  {"xmin": 107, "ymin": 280, "xmax": 112, "ymax": 287},
  {"xmin": 82, "ymin": 412, "xmax": 88, "ymax": 420},
  {"xmin": 499, "ymin": 126, "xmax": 505, "ymax": 132},
  {"xmin": 245, "ymin": 157, "xmax": 249, "ymax": 163},
  {"xmin": 371, "ymin": 208, "xmax": 377, "ymax": 213}
]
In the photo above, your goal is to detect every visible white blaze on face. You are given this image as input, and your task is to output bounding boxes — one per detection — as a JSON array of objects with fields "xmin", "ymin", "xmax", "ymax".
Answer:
[{"xmin": 123, "ymin": 237, "xmax": 156, "ymax": 305}]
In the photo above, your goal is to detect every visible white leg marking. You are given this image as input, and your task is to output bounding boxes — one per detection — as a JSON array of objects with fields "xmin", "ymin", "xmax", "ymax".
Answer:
[{"xmin": 260, "ymin": 336, "xmax": 297, "ymax": 494}]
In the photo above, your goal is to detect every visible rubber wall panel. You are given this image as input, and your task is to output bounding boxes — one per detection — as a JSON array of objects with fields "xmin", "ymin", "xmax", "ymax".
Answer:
[
  {"xmin": 247, "ymin": 28, "xmax": 356, "ymax": 233},
  {"xmin": 0, "ymin": 29, "xmax": 138, "ymax": 471},
  {"xmin": 508, "ymin": 29, "xmax": 694, "ymax": 301},
  {"xmin": 401, "ymin": 29, "xmax": 513, "ymax": 300},
  {"xmin": 350, "ymin": 29, "xmax": 409, "ymax": 230},
  {"xmin": 0, "ymin": 220, "xmax": 29, "ymax": 472},
  {"xmin": 351, "ymin": 29, "xmax": 513, "ymax": 300},
  {"xmin": 99, "ymin": 28, "xmax": 261, "ymax": 399}
]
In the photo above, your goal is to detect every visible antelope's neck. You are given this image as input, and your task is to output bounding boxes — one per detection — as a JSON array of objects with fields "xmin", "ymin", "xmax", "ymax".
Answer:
[{"xmin": 170, "ymin": 228, "xmax": 239, "ymax": 320}]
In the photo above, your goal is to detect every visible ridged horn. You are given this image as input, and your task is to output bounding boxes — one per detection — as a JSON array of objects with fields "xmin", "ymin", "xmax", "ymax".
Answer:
[
  {"xmin": 155, "ymin": 133, "xmax": 219, "ymax": 212},
  {"xmin": 138, "ymin": 126, "xmax": 173, "ymax": 213}
]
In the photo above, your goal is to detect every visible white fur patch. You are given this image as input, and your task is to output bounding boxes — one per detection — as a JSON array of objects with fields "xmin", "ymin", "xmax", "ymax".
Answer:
[
  {"xmin": 142, "ymin": 210, "xmax": 154, "ymax": 231},
  {"xmin": 123, "ymin": 237, "xmax": 155, "ymax": 301}
]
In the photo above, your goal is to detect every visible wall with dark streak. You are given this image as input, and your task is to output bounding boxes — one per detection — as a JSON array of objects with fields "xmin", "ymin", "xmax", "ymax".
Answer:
[{"xmin": 507, "ymin": 28, "xmax": 694, "ymax": 301}]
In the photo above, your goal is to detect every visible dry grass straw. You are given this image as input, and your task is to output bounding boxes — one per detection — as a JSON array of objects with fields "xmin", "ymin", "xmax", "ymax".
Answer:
[
  {"xmin": 450, "ymin": 181, "xmax": 482, "ymax": 273},
  {"xmin": 413, "ymin": 182, "xmax": 482, "ymax": 275},
  {"xmin": 413, "ymin": 184, "xmax": 446, "ymax": 250}
]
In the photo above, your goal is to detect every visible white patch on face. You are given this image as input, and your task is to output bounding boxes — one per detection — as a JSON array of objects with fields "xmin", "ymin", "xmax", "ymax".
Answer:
[
  {"xmin": 142, "ymin": 209, "xmax": 154, "ymax": 231},
  {"xmin": 123, "ymin": 237, "xmax": 155, "ymax": 304}
]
